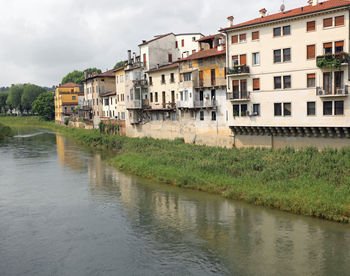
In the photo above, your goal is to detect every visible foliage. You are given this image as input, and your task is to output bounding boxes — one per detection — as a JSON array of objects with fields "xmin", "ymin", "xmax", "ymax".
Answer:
[
  {"xmin": 0, "ymin": 92, "xmax": 9, "ymax": 113},
  {"xmin": 32, "ymin": 92, "xmax": 55, "ymax": 121},
  {"xmin": 0, "ymin": 123, "xmax": 13, "ymax": 139},
  {"xmin": 113, "ymin": 61, "xmax": 125, "ymax": 70},
  {"xmin": 98, "ymin": 121, "xmax": 121, "ymax": 135},
  {"xmin": 61, "ymin": 68, "xmax": 102, "ymax": 85},
  {"xmin": 21, "ymin": 84, "xmax": 46, "ymax": 112},
  {"xmin": 2, "ymin": 116, "xmax": 350, "ymax": 223},
  {"xmin": 6, "ymin": 85, "xmax": 24, "ymax": 112},
  {"xmin": 64, "ymin": 117, "xmax": 70, "ymax": 126}
]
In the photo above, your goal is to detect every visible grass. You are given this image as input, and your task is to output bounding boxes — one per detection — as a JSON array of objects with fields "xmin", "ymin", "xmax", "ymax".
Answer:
[
  {"xmin": 1, "ymin": 116, "xmax": 350, "ymax": 223},
  {"xmin": 0, "ymin": 122, "xmax": 13, "ymax": 139}
]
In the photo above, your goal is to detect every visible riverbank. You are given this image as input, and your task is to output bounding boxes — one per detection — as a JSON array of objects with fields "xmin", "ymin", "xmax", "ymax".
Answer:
[
  {"xmin": 1, "ymin": 116, "xmax": 350, "ymax": 223},
  {"xmin": 0, "ymin": 122, "xmax": 13, "ymax": 140}
]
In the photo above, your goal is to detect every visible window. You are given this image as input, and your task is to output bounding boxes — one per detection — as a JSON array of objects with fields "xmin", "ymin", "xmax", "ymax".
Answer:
[
  {"xmin": 241, "ymin": 104, "xmax": 248, "ymax": 116},
  {"xmin": 307, "ymin": 21, "xmax": 316, "ymax": 32},
  {"xmin": 307, "ymin": 102, "xmax": 316, "ymax": 116},
  {"xmin": 143, "ymin": 53, "xmax": 147, "ymax": 67},
  {"xmin": 274, "ymin": 103, "xmax": 282, "ymax": 116},
  {"xmin": 335, "ymin": 41, "xmax": 344, "ymax": 53},
  {"xmin": 283, "ymin": 76, "xmax": 291, "ymax": 89},
  {"xmin": 274, "ymin": 50, "xmax": 281, "ymax": 63},
  {"xmin": 231, "ymin": 35, "xmax": 238, "ymax": 44},
  {"xmin": 161, "ymin": 75, "xmax": 165, "ymax": 84},
  {"xmin": 233, "ymin": 105, "xmax": 240, "ymax": 116},
  {"xmin": 273, "ymin": 27, "xmax": 281, "ymax": 37},
  {"xmin": 239, "ymin": 33, "xmax": 246, "ymax": 42},
  {"xmin": 183, "ymin": 73, "xmax": 192, "ymax": 81},
  {"xmin": 240, "ymin": 54, "xmax": 247, "ymax": 65},
  {"xmin": 323, "ymin": 101, "xmax": 333, "ymax": 115},
  {"xmin": 232, "ymin": 55, "xmax": 239, "ymax": 66},
  {"xmin": 200, "ymin": 111, "xmax": 204, "ymax": 121},
  {"xmin": 253, "ymin": 78, "xmax": 260, "ymax": 91},
  {"xmin": 274, "ymin": 76, "xmax": 282, "ymax": 89},
  {"xmin": 168, "ymin": 54, "xmax": 172, "ymax": 63},
  {"xmin": 252, "ymin": 52, "xmax": 260, "ymax": 65},
  {"xmin": 72, "ymin": 96, "xmax": 76, "ymax": 100},
  {"xmin": 335, "ymin": 101, "xmax": 344, "ymax": 115},
  {"xmin": 283, "ymin": 48, "xmax": 291, "ymax": 62},
  {"xmin": 252, "ymin": 31, "xmax": 259, "ymax": 40},
  {"xmin": 334, "ymin": 71, "xmax": 344, "ymax": 90},
  {"xmin": 198, "ymin": 59, "xmax": 203, "ymax": 66},
  {"xmin": 307, "ymin": 73, "xmax": 316, "ymax": 88},
  {"xmin": 181, "ymin": 39, "xmax": 185, "ymax": 47},
  {"xmin": 192, "ymin": 36, "xmax": 196, "ymax": 41},
  {"xmin": 323, "ymin": 42, "xmax": 332, "ymax": 54},
  {"xmin": 253, "ymin": 104, "xmax": 260, "ymax": 116},
  {"xmin": 189, "ymin": 60, "xmax": 193, "ymax": 68},
  {"xmin": 307, "ymin": 45, "xmax": 316, "ymax": 59},
  {"xmin": 283, "ymin": 25, "xmax": 291, "ymax": 35},
  {"xmin": 283, "ymin": 103, "xmax": 291, "ymax": 116},
  {"xmin": 155, "ymin": 92, "xmax": 158, "ymax": 102},
  {"xmin": 170, "ymin": 73, "xmax": 175, "ymax": 83},
  {"xmin": 323, "ymin": 17, "xmax": 333, "ymax": 28},
  {"xmin": 335, "ymin": 15, "xmax": 344, "ymax": 26},
  {"xmin": 175, "ymin": 41, "xmax": 178, "ymax": 48},
  {"xmin": 211, "ymin": 111, "xmax": 216, "ymax": 121},
  {"xmin": 150, "ymin": 93, "xmax": 153, "ymax": 103}
]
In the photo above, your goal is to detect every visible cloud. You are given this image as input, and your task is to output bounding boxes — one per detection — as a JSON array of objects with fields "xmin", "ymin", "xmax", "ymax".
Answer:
[{"xmin": 0, "ymin": 0, "xmax": 307, "ymax": 86}]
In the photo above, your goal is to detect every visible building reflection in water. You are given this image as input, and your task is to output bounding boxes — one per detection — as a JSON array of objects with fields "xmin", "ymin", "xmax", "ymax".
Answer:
[
  {"xmin": 56, "ymin": 134, "xmax": 85, "ymax": 171},
  {"xmin": 56, "ymin": 134, "xmax": 350, "ymax": 275}
]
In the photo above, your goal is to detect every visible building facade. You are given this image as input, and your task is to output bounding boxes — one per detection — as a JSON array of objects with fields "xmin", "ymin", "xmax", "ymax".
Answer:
[
  {"xmin": 221, "ymin": 0, "xmax": 350, "ymax": 148},
  {"xmin": 54, "ymin": 82, "xmax": 82, "ymax": 122}
]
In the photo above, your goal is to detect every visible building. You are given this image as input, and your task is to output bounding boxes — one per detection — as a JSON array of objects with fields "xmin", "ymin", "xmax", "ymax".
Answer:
[
  {"xmin": 83, "ymin": 70, "xmax": 116, "ymax": 128},
  {"xmin": 54, "ymin": 82, "xmax": 82, "ymax": 123},
  {"xmin": 221, "ymin": 0, "xmax": 350, "ymax": 148},
  {"xmin": 101, "ymin": 91, "xmax": 117, "ymax": 119},
  {"xmin": 114, "ymin": 63, "xmax": 127, "ymax": 121}
]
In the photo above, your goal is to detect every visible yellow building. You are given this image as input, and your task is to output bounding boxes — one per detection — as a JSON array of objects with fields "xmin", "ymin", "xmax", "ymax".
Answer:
[{"xmin": 54, "ymin": 82, "xmax": 82, "ymax": 122}]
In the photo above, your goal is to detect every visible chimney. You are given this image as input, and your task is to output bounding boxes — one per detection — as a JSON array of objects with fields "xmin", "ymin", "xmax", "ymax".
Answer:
[
  {"xmin": 227, "ymin": 16, "xmax": 234, "ymax": 27},
  {"xmin": 142, "ymin": 40, "xmax": 146, "ymax": 43},
  {"xmin": 259, "ymin": 8, "xmax": 267, "ymax": 17},
  {"xmin": 133, "ymin": 52, "xmax": 136, "ymax": 63},
  {"xmin": 127, "ymin": 50, "xmax": 132, "ymax": 64},
  {"xmin": 308, "ymin": 0, "xmax": 318, "ymax": 6},
  {"xmin": 84, "ymin": 70, "xmax": 88, "ymax": 80},
  {"xmin": 157, "ymin": 64, "xmax": 160, "ymax": 69}
]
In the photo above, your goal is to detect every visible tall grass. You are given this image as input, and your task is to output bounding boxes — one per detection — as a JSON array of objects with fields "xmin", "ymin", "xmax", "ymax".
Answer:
[{"xmin": 2, "ymin": 116, "xmax": 350, "ymax": 223}]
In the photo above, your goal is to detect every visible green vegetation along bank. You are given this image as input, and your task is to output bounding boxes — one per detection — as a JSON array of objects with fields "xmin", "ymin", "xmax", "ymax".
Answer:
[
  {"xmin": 0, "ymin": 123, "xmax": 13, "ymax": 140},
  {"xmin": 2, "ymin": 116, "xmax": 350, "ymax": 223}
]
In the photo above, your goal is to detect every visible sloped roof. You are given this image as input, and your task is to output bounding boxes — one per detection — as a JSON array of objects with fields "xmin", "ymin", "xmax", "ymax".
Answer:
[
  {"xmin": 177, "ymin": 47, "xmax": 225, "ymax": 62},
  {"xmin": 147, "ymin": 63, "xmax": 179, "ymax": 73},
  {"xmin": 139, "ymin": 33, "xmax": 174, "ymax": 46},
  {"xmin": 101, "ymin": 91, "xmax": 116, "ymax": 97},
  {"xmin": 84, "ymin": 70, "xmax": 115, "ymax": 81},
  {"xmin": 220, "ymin": 0, "xmax": 350, "ymax": 32},
  {"xmin": 60, "ymin": 82, "xmax": 80, "ymax": 88},
  {"xmin": 197, "ymin": 33, "xmax": 223, "ymax": 42}
]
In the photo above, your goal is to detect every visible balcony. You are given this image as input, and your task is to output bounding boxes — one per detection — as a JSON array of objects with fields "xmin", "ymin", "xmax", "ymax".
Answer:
[
  {"xmin": 226, "ymin": 65, "xmax": 250, "ymax": 76},
  {"xmin": 316, "ymin": 52, "xmax": 349, "ymax": 69},
  {"xmin": 227, "ymin": 91, "xmax": 251, "ymax": 101},
  {"xmin": 194, "ymin": 99, "xmax": 216, "ymax": 108},
  {"xmin": 133, "ymin": 79, "xmax": 148, "ymax": 87},
  {"xmin": 316, "ymin": 86, "xmax": 349, "ymax": 97},
  {"xmin": 196, "ymin": 77, "xmax": 226, "ymax": 88}
]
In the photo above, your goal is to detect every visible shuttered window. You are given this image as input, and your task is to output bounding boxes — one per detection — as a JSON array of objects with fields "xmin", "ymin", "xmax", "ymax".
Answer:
[
  {"xmin": 323, "ymin": 42, "xmax": 333, "ymax": 54},
  {"xmin": 323, "ymin": 18, "xmax": 333, "ymax": 28},
  {"xmin": 307, "ymin": 74, "xmax": 316, "ymax": 88},
  {"xmin": 335, "ymin": 15, "xmax": 344, "ymax": 26},
  {"xmin": 240, "ymin": 54, "xmax": 247, "ymax": 65},
  {"xmin": 335, "ymin": 41, "xmax": 344, "ymax": 53},
  {"xmin": 232, "ymin": 55, "xmax": 239, "ymax": 65},
  {"xmin": 231, "ymin": 35, "xmax": 238, "ymax": 44},
  {"xmin": 307, "ymin": 45, "xmax": 316, "ymax": 59},
  {"xmin": 239, "ymin": 34, "xmax": 246, "ymax": 42},
  {"xmin": 252, "ymin": 31, "xmax": 259, "ymax": 40},
  {"xmin": 307, "ymin": 21, "xmax": 316, "ymax": 32},
  {"xmin": 253, "ymin": 78, "xmax": 260, "ymax": 91}
]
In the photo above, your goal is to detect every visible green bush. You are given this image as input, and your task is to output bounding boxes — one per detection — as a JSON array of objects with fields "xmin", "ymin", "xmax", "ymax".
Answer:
[{"xmin": 64, "ymin": 117, "xmax": 69, "ymax": 126}]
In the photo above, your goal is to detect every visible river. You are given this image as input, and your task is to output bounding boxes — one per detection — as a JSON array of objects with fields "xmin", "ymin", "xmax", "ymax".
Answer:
[{"xmin": 0, "ymin": 128, "xmax": 350, "ymax": 276}]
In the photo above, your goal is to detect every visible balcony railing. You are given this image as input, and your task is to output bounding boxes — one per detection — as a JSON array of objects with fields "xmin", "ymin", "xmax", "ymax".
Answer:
[
  {"xmin": 227, "ymin": 65, "xmax": 250, "ymax": 75},
  {"xmin": 316, "ymin": 86, "xmax": 349, "ymax": 97},
  {"xmin": 126, "ymin": 100, "xmax": 142, "ymax": 109},
  {"xmin": 194, "ymin": 99, "xmax": 216, "ymax": 108},
  {"xmin": 133, "ymin": 79, "xmax": 148, "ymax": 87},
  {"xmin": 226, "ymin": 91, "xmax": 251, "ymax": 101},
  {"xmin": 197, "ymin": 77, "xmax": 226, "ymax": 88},
  {"xmin": 316, "ymin": 52, "xmax": 349, "ymax": 69}
]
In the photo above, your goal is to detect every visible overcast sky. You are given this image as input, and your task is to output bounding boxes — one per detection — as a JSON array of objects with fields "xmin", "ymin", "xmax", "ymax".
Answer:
[{"xmin": 0, "ymin": 0, "xmax": 308, "ymax": 87}]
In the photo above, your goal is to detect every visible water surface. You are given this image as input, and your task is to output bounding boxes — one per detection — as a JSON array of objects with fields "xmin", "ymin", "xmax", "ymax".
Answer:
[{"xmin": 0, "ymin": 129, "xmax": 349, "ymax": 276}]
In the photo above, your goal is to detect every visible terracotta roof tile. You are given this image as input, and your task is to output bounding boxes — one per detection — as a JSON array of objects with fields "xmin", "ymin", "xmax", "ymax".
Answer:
[
  {"xmin": 60, "ymin": 82, "xmax": 80, "ymax": 88},
  {"xmin": 101, "ymin": 91, "xmax": 116, "ymax": 97},
  {"xmin": 147, "ymin": 63, "xmax": 179, "ymax": 73},
  {"xmin": 197, "ymin": 33, "xmax": 223, "ymax": 42},
  {"xmin": 221, "ymin": 0, "xmax": 350, "ymax": 31},
  {"xmin": 177, "ymin": 47, "xmax": 225, "ymax": 62}
]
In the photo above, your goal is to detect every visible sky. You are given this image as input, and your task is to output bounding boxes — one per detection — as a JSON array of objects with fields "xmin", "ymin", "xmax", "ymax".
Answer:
[{"xmin": 0, "ymin": 0, "xmax": 308, "ymax": 87}]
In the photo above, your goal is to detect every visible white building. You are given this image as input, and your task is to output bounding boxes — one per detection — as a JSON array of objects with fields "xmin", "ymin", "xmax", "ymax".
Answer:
[{"xmin": 221, "ymin": 0, "xmax": 350, "ymax": 148}]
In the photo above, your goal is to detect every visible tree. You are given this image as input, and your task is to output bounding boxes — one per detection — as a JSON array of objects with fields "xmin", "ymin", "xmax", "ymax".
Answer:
[
  {"xmin": 32, "ymin": 92, "xmax": 55, "ymax": 121},
  {"xmin": 113, "ymin": 61, "xmax": 125, "ymax": 70},
  {"xmin": 6, "ymin": 85, "xmax": 24, "ymax": 113},
  {"xmin": 61, "ymin": 68, "xmax": 102, "ymax": 85},
  {"xmin": 0, "ymin": 92, "xmax": 9, "ymax": 113},
  {"xmin": 21, "ymin": 84, "xmax": 46, "ymax": 113}
]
